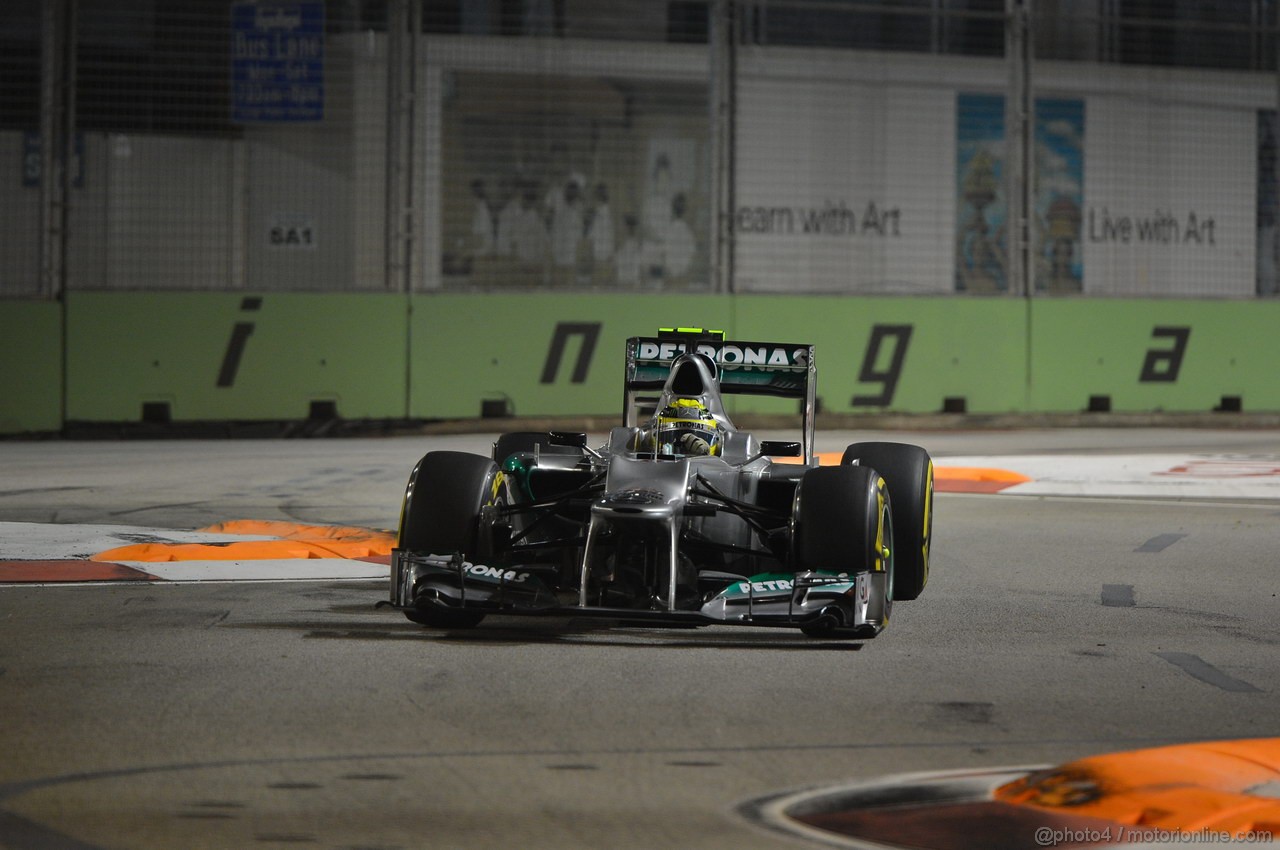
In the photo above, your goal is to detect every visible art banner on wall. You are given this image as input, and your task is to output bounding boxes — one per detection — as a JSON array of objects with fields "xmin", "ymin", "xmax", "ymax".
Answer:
[{"xmin": 955, "ymin": 93, "xmax": 1085, "ymax": 294}]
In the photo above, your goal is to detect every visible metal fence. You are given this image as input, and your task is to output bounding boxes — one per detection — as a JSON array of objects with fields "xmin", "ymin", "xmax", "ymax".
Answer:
[{"xmin": 2, "ymin": 0, "xmax": 1278, "ymax": 299}]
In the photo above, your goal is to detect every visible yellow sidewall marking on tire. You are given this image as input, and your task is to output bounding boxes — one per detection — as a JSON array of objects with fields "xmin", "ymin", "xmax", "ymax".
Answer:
[
  {"xmin": 921, "ymin": 461, "xmax": 933, "ymax": 582},
  {"xmin": 875, "ymin": 478, "xmax": 887, "ymax": 572}
]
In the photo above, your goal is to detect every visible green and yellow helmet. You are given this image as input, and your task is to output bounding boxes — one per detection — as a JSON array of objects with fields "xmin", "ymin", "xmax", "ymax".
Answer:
[{"xmin": 652, "ymin": 397, "xmax": 723, "ymax": 457}]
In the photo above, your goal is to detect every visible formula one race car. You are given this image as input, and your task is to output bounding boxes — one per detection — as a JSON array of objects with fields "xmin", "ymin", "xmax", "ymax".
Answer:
[{"xmin": 387, "ymin": 328, "xmax": 933, "ymax": 639}]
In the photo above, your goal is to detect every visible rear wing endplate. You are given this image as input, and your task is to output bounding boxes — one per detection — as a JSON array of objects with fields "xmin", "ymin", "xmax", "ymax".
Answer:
[{"xmin": 623, "ymin": 333, "xmax": 818, "ymax": 465}]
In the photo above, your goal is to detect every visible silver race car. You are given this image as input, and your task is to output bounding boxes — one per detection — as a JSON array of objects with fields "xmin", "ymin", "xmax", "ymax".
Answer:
[{"xmin": 387, "ymin": 328, "xmax": 933, "ymax": 639}]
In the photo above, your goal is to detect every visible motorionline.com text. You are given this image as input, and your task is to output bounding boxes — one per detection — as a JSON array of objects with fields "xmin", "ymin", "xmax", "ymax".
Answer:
[{"xmin": 1035, "ymin": 826, "xmax": 1273, "ymax": 846}]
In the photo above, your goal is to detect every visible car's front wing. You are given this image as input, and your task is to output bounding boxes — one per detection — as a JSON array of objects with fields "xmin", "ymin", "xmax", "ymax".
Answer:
[{"xmin": 388, "ymin": 549, "xmax": 888, "ymax": 636}]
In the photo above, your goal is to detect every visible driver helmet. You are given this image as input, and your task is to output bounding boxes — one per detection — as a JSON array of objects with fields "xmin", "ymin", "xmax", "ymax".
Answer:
[{"xmin": 651, "ymin": 398, "xmax": 723, "ymax": 457}]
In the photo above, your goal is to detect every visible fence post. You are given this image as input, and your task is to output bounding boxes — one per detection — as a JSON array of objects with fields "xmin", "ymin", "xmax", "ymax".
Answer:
[
  {"xmin": 386, "ymin": 0, "xmax": 418, "ymax": 295},
  {"xmin": 709, "ymin": 0, "xmax": 737, "ymax": 294},
  {"xmin": 39, "ymin": 0, "xmax": 75, "ymax": 302},
  {"xmin": 1005, "ymin": 0, "xmax": 1034, "ymax": 297}
]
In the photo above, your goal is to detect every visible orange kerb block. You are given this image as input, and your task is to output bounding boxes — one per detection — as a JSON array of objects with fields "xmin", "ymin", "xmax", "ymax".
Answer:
[
  {"xmin": 995, "ymin": 738, "xmax": 1280, "ymax": 838},
  {"xmin": 93, "ymin": 520, "xmax": 397, "ymax": 563},
  {"xmin": 779, "ymin": 454, "xmax": 1031, "ymax": 493},
  {"xmin": 934, "ymin": 466, "xmax": 1032, "ymax": 493}
]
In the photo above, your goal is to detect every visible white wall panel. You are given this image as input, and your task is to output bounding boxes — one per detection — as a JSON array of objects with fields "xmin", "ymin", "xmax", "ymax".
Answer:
[
  {"xmin": 734, "ymin": 78, "xmax": 955, "ymax": 293},
  {"xmin": 104, "ymin": 134, "xmax": 238, "ymax": 290},
  {"xmin": 1082, "ymin": 98, "xmax": 1254, "ymax": 296}
]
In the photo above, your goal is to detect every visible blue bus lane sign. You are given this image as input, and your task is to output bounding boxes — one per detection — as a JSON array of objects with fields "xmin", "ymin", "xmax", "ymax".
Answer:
[{"xmin": 231, "ymin": 2, "xmax": 324, "ymax": 123}]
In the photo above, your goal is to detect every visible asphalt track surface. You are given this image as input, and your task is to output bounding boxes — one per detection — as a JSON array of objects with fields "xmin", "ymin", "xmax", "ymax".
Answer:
[{"xmin": 2, "ymin": 428, "xmax": 1279, "ymax": 849}]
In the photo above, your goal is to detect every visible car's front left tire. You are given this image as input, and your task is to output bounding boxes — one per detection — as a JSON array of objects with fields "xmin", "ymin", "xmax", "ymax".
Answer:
[{"xmin": 792, "ymin": 465, "xmax": 894, "ymax": 634}]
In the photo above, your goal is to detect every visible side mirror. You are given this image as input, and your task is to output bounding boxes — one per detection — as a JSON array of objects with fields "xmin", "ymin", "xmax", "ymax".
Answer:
[
  {"xmin": 549, "ymin": 431, "xmax": 588, "ymax": 448},
  {"xmin": 759, "ymin": 440, "xmax": 802, "ymax": 458}
]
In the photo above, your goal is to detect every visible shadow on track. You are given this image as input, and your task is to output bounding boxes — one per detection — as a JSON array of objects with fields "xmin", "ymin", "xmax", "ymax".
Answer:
[{"xmin": 223, "ymin": 612, "xmax": 867, "ymax": 651}]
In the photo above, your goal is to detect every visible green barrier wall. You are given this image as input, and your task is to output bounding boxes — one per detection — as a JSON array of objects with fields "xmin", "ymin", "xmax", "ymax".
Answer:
[
  {"xmin": 65, "ymin": 292, "xmax": 408, "ymax": 422},
  {"xmin": 409, "ymin": 294, "xmax": 734, "ymax": 419},
  {"xmin": 1028, "ymin": 300, "xmax": 1280, "ymax": 413},
  {"xmin": 0, "ymin": 300, "xmax": 63, "ymax": 434},
  {"xmin": 4, "ymin": 292, "xmax": 1278, "ymax": 433},
  {"xmin": 730, "ymin": 296, "xmax": 1029, "ymax": 415},
  {"xmin": 408, "ymin": 295, "xmax": 1029, "ymax": 418}
]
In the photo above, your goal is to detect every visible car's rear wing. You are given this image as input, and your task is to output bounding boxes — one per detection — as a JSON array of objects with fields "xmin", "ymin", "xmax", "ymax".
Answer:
[{"xmin": 623, "ymin": 330, "xmax": 818, "ymax": 464}]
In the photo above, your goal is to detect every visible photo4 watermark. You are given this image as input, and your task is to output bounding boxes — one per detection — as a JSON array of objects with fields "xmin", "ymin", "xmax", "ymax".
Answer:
[{"xmin": 1035, "ymin": 826, "xmax": 1275, "ymax": 846}]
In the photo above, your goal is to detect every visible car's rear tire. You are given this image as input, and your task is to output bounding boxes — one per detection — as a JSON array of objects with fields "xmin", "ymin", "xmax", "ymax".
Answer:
[
  {"xmin": 793, "ymin": 465, "xmax": 894, "ymax": 634},
  {"xmin": 841, "ymin": 442, "xmax": 933, "ymax": 601},
  {"xmin": 398, "ymin": 451, "xmax": 503, "ymax": 628}
]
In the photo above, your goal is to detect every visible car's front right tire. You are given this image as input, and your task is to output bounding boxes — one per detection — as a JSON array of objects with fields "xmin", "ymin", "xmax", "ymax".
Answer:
[
  {"xmin": 397, "ymin": 451, "xmax": 503, "ymax": 628},
  {"xmin": 842, "ymin": 442, "xmax": 933, "ymax": 601}
]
